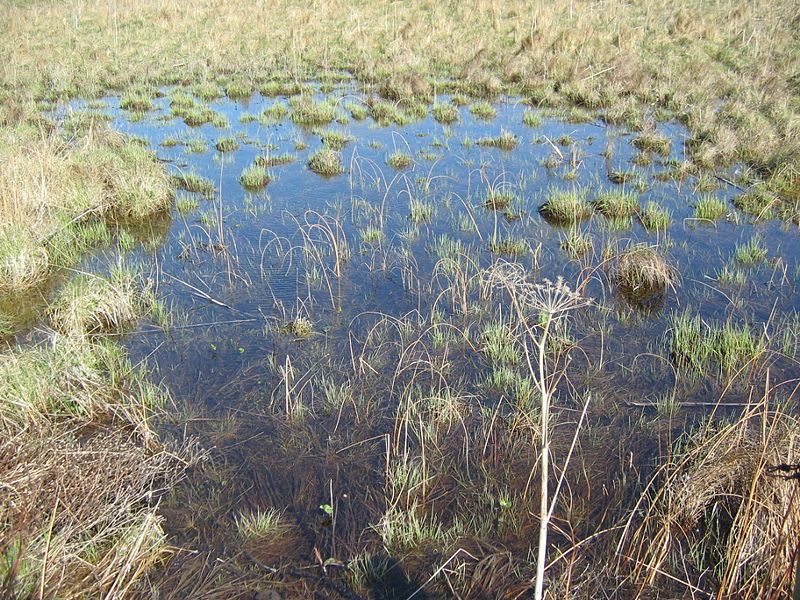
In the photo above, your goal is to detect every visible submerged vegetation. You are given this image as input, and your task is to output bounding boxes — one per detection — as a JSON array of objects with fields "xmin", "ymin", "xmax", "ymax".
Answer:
[{"xmin": 0, "ymin": 1, "xmax": 799, "ymax": 598}]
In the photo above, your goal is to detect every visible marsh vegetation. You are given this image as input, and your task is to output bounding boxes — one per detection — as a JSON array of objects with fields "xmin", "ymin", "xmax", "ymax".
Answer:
[{"xmin": 0, "ymin": 1, "xmax": 799, "ymax": 598}]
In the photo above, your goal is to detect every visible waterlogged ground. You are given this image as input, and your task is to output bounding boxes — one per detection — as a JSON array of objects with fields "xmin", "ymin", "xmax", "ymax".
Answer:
[{"xmin": 51, "ymin": 85, "xmax": 800, "ymax": 596}]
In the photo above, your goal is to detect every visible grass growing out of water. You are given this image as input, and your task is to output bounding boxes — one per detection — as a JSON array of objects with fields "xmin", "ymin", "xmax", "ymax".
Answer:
[
  {"xmin": 733, "ymin": 188, "xmax": 775, "ymax": 219},
  {"xmin": 613, "ymin": 245, "xmax": 675, "ymax": 299},
  {"xmin": 175, "ymin": 195, "xmax": 199, "ymax": 214},
  {"xmin": 432, "ymin": 103, "xmax": 459, "ymax": 124},
  {"xmin": 308, "ymin": 148, "xmax": 344, "ymax": 176},
  {"xmin": 255, "ymin": 152, "xmax": 295, "ymax": 167},
  {"xmin": 734, "ymin": 238, "xmax": 767, "ymax": 265},
  {"xmin": 593, "ymin": 190, "xmax": 639, "ymax": 217},
  {"xmin": 539, "ymin": 187, "xmax": 592, "ymax": 224},
  {"xmin": 694, "ymin": 195, "xmax": 728, "ymax": 221},
  {"xmin": 469, "ymin": 101, "xmax": 497, "ymax": 120},
  {"xmin": 489, "ymin": 236, "xmax": 527, "ymax": 255},
  {"xmin": 214, "ymin": 136, "xmax": 239, "ymax": 153},
  {"xmin": 173, "ymin": 172, "xmax": 215, "ymax": 197},
  {"xmin": 281, "ymin": 316, "xmax": 314, "ymax": 338},
  {"xmin": 561, "ymin": 228, "xmax": 593, "ymax": 258},
  {"xmin": 239, "ymin": 164, "xmax": 271, "ymax": 189},
  {"xmin": 225, "ymin": 79, "xmax": 253, "ymax": 100},
  {"xmin": 49, "ymin": 267, "xmax": 146, "ymax": 335},
  {"xmin": 668, "ymin": 311, "xmax": 766, "ymax": 374},
  {"xmin": 483, "ymin": 190, "xmax": 516, "ymax": 210},
  {"xmin": 409, "ymin": 199, "xmax": 433, "ymax": 223},
  {"xmin": 387, "ymin": 150, "xmax": 413, "ymax": 169},
  {"xmin": 235, "ymin": 508, "xmax": 284, "ymax": 541},
  {"xmin": 370, "ymin": 101, "xmax": 410, "ymax": 126},
  {"xmin": 632, "ymin": 131, "xmax": 672, "ymax": 155},
  {"xmin": 319, "ymin": 129, "xmax": 352, "ymax": 150},
  {"xmin": 523, "ymin": 109, "xmax": 542, "ymax": 127},
  {"xmin": 119, "ymin": 88, "xmax": 154, "ymax": 112},
  {"xmin": 289, "ymin": 96, "xmax": 336, "ymax": 126},
  {"xmin": 259, "ymin": 102, "xmax": 289, "ymax": 124},
  {"xmin": 640, "ymin": 201, "xmax": 672, "ymax": 230},
  {"xmin": 477, "ymin": 129, "xmax": 518, "ymax": 150}
]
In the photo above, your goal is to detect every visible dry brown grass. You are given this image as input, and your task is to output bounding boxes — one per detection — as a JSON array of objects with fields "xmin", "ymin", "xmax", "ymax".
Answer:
[
  {"xmin": 612, "ymin": 245, "xmax": 676, "ymax": 300},
  {"xmin": 620, "ymin": 397, "xmax": 800, "ymax": 598},
  {"xmin": 0, "ymin": 336, "xmax": 196, "ymax": 599}
]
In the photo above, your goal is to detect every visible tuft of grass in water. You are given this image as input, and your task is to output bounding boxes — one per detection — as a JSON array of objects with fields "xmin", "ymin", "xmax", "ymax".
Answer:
[
  {"xmin": 694, "ymin": 195, "xmax": 728, "ymax": 221},
  {"xmin": 481, "ymin": 321, "xmax": 521, "ymax": 366},
  {"xmin": 0, "ymin": 225, "xmax": 49, "ymax": 292},
  {"xmin": 483, "ymin": 190, "xmax": 515, "ymax": 210},
  {"xmin": 488, "ymin": 236, "xmax": 527, "ymax": 255},
  {"xmin": 614, "ymin": 245, "xmax": 675, "ymax": 298},
  {"xmin": 307, "ymin": 148, "xmax": 344, "ymax": 176},
  {"xmin": 716, "ymin": 262, "xmax": 746, "ymax": 286},
  {"xmin": 175, "ymin": 195, "xmax": 199, "ymax": 215},
  {"xmin": 734, "ymin": 237, "xmax": 767, "ymax": 265},
  {"xmin": 239, "ymin": 164, "xmax": 271, "ymax": 189},
  {"xmin": 522, "ymin": 109, "xmax": 542, "ymax": 127},
  {"xmin": 432, "ymin": 103, "xmax": 459, "ymax": 124},
  {"xmin": 409, "ymin": 200, "xmax": 433, "ymax": 223},
  {"xmin": 235, "ymin": 508, "xmax": 284, "ymax": 541},
  {"xmin": 594, "ymin": 190, "xmax": 639, "ymax": 217},
  {"xmin": 387, "ymin": 150, "xmax": 413, "ymax": 169},
  {"xmin": 214, "ymin": 136, "xmax": 238, "ymax": 153},
  {"xmin": 289, "ymin": 96, "xmax": 336, "ymax": 126},
  {"xmin": 539, "ymin": 187, "xmax": 592, "ymax": 224},
  {"xmin": 119, "ymin": 88, "xmax": 154, "ymax": 112},
  {"xmin": 477, "ymin": 129, "xmax": 518, "ymax": 150},
  {"xmin": 469, "ymin": 101, "xmax": 497, "ymax": 120},
  {"xmin": 608, "ymin": 170, "xmax": 636, "ymax": 184},
  {"xmin": 360, "ymin": 225, "xmax": 384, "ymax": 243},
  {"xmin": 48, "ymin": 267, "xmax": 146, "ymax": 335},
  {"xmin": 561, "ymin": 227, "xmax": 593, "ymax": 258},
  {"xmin": 281, "ymin": 316, "xmax": 313, "ymax": 338},
  {"xmin": 632, "ymin": 131, "xmax": 672, "ymax": 155},
  {"xmin": 259, "ymin": 102, "xmax": 289, "ymax": 124},
  {"xmin": 173, "ymin": 172, "xmax": 214, "ymax": 197},
  {"xmin": 225, "ymin": 80, "xmax": 253, "ymax": 100},
  {"xmin": 733, "ymin": 188, "xmax": 776, "ymax": 219},
  {"xmin": 184, "ymin": 137, "xmax": 208, "ymax": 153},
  {"xmin": 255, "ymin": 152, "xmax": 295, "ymax": 167},
  {"xmin": 344, "ymin": 101, "xmax": 368, "ymax": 120},
  {"xmin": 369, "ymin": 101, "xmax": 410, "ymax": 126},
  {"xmin": 640, "ymin": 201, "xmax": 672, "ymax": 230},
  {"xmin": 319, "ymin": 129, "xmax": 352, "ymax": 150},
  {"xmin": 668, "ymin": 311, "xmax": 765, "ymax": 374},
  {"xmin": 259, "ymin": 81, "xmax": 309, "ymax": 97},
  {"xmin": 192, "ymin": 82, "xmax": 222, "ymax": 101}
]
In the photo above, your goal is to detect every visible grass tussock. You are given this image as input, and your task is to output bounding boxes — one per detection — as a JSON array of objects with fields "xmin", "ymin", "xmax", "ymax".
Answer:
[
  {"xmin": 539, "ymin": 187, "xmax": 592, "ymax": 225},
  {"xmin": 239, "ymin": 164, "xmax": 271, "ymax": 189},
  {"xmin": 0, "ymin": 225, "xmax": 49, "ymax": 292},
  {"xmin": 289, "ymin": 96, "xmax": 336, "ymax": 126},
  {"xmin": 613, "ymin": 245, "xmax": 676, "ymax": 299},
  {"xmin": 307, "ymin": 148, "xmax": 344, "ymax": 176},
  {"xmin": 432, "ymin": 103, "xmax": 459, "ymax": 124},
  {"xmin": 593, "ymin": 190, "xmax": 639, "ymax": 217},
  {"xmin": 386, "ymin": 150, "xmax": 413, "ymax": 169},
  {"xmin": 477, "ymin": 129, "xmax": 518, "ymax": 150}
]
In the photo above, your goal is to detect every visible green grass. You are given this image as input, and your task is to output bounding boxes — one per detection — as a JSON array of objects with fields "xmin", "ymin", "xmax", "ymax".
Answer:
[
  {"xmin": 409, "ymin": 200, "xmax": 433, "ymax": 223},
  {"xmin": 370, "ymin": 101, "xmax": 410, "ymax": 126},
  {"xmin": 469, "ymin": 101, "xmax": 497, "ymax": 120},
  {"xmin": 488, "ymin": 236, "xmax": 527, "ymax": 255},
  {"xmin": 235, "ymin": 508, "xmax": 283, "ymax": 541},
  {"xmin": 594, "ymin": 190, "xmax": 639, "ymax": 217},
  {"xmin": 734, "ymin": 238, "xmax": 767, "ymax": 265},
  {"xmin": 539, "ymin": 187, "xmax": 592, "ymax": 224},
  {"xmin": 192, "ymin": 82, "xmax": 222, "ymax": 101},
  {"xmin": 225, "ymin": 79, "xmax": 253, "ymax": 100},
  {"xmin": 289, "ymin": 96, "xmax": 336, "ymax": 126},
  {"xmin": 0, "ymin": 225, "xmax": 49, "ymax": 292},
  {"xmin": 319, "ymin": 129, "xmax": 352, "ymax": 150},
  {"xmin": 259, "ymin": 102, "xmax": 289, "ymax": 124},
  {"xmin": 477, "ymin": 129, "xmax": 518, "ymax": 150},
  {"xmin": 640, "ymin": 201, "xmax": 672, "ymax": 230},
  {"xmin": 255, "ymin": 153, "xmax": 295, "ymax": 167},
  {"xmin": 307, "ymin": 148, "xmax": 344, "ymax": 176},
  {"xmin": 173, "ymin": 172, "xmax": 215, "ymax": 197},
  {"xmin": 694, "ymin": 195, "xmax": 728, "ymax": 221},
  {"xmin": 432, "ymin": 103, "xmax": 459, "ymax": 124},
  {"xmin": 483, "ymin": 190, "xmax": 516, "ymax": 210},
  {"xmin": 119, "ymin": 89, "xmax": 154, "ymax": 112},
  {"xmin": 632, "ymin": 131, "xmax": 672, "ymax": 156},
  {"xmin": 215, "ymin": 136, "xmax": 239, "ymax": 153},
  {"xmin": 49, "ymin": 267, "xmax": 146, "ymax": 335},
  {"xmin": 733, "ymin": 188, "xmax": 776, "ymax": 219},
  {"xmin": 387, "ymin": 150, "xmax": 413, "ymax": 169},
  {"xmin": 239, "ymin": 164, "xmax": 271, "ymax": 189},
  {"xmin": 522, "ymin": 109, "xmax": 542, "ymax": 127},
  {"xmin": 561, "ymin": 228, "xmax": 593, "ymax": 258},
  {"xmin": 344, "ymin": 101, "xmax": 368, "ymax": 120}
]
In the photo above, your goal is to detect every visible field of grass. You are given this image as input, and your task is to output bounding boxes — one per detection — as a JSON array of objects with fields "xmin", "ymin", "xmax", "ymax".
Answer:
[{"xmin": 0, "ymin": 1, "xmax": 799, "ymax": 599}]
